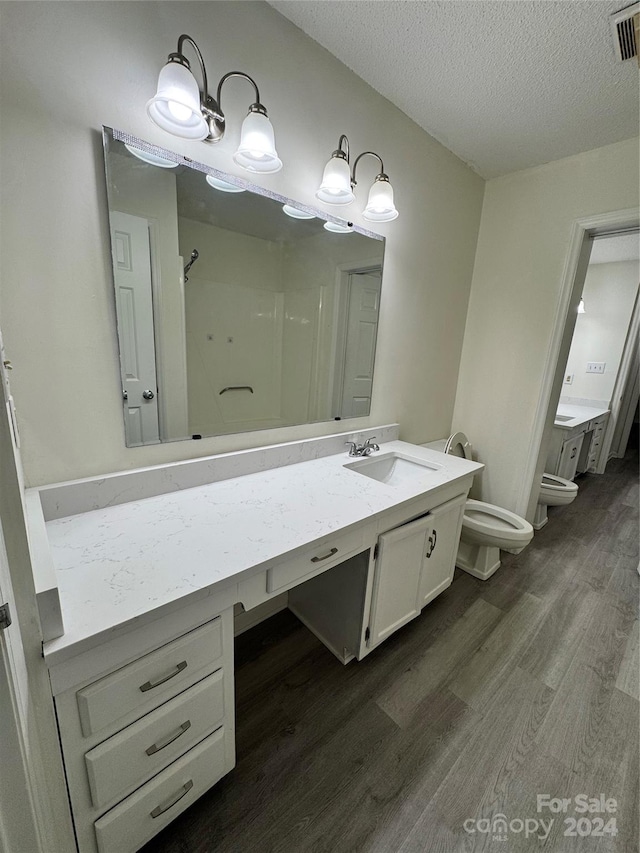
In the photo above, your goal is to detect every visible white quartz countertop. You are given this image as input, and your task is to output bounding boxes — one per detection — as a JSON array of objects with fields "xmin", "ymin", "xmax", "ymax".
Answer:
[
  {"xmin": 42, "ymin": 441, "xmax": 482, "ymax": 664},
  {"xmin": 554, "ymin": 403, "xmax": 610, "ymax": 430}
]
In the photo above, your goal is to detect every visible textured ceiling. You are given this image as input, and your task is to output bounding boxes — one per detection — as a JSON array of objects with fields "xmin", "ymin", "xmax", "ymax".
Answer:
[{"xmin": 270, "ymin": 0, "xmax": 639, "ymax": 178}]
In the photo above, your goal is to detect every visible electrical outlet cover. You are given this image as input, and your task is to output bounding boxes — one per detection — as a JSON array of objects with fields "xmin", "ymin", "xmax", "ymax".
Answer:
[{"xmin": 564, "ymin": 373, "xmax": 574, "ymax": 384}]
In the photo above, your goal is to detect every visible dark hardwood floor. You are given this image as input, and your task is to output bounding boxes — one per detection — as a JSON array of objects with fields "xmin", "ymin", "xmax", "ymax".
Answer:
[{"xmin": 143, "ymin": 445, "xmax": 639, "ymax": 853}]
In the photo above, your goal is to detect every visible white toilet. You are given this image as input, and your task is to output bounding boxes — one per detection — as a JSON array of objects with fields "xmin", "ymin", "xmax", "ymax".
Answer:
[
  {"xmin": 422, "ymin": 432, "xmax": 534, "ymax": 581},
  {"xmin": 533, "ymin": 473, "xmax": 578, "ymax": 530}
]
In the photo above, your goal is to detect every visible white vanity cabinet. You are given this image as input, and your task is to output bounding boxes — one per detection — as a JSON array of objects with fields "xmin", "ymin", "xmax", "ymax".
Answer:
[
  {"xmin": 35, "ymin": 436, "xmax": 483, "ymax": 853},
  {"xmin": 52, "ymin": 608, "xmax": 235, "ymax": 853},
  {"xmin": 368, "ymin": 493, "xmax": 466, "ymax": 649},
  {"xmin": 556, "ymin": 432, "xmax": 585, "ymax": 481},
  {"xmin": 418, "ymin": 493, "xmax": 466, "ymax": 608},
  {"xmin": 547, "ymin": 410, "xmax": 610, "ymax": 480}
]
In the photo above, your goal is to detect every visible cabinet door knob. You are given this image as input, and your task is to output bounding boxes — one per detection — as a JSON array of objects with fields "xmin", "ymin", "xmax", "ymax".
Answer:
[{"xmin": 426, "ymin": 535, "xmax": 434, "ymax": 558}]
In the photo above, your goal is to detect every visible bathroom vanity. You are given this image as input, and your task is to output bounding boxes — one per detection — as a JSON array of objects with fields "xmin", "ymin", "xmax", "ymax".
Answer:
[
  {"xmin": 26, "ymin": 428, "xmax": 481, "ymax": 853},
  {"xmin": 548, "ymin": 403, "xmax": 610, "ymax": 480}
]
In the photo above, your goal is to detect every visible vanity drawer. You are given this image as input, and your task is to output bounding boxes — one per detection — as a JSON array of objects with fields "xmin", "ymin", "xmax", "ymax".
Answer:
[
  {"xmin": 93, "ymin": 727, "xmax": 228, "ymax": 853},
  {"xmin": 266, "ymin": 527, "xmax": 365, "ymax": 593},
  {"xmin": 85, "ymin": 669, "xmax": 225, "ymax": 809},
  {"xmin": 77, "ymin": 617, "xmax": 223, "ymax": 738}
]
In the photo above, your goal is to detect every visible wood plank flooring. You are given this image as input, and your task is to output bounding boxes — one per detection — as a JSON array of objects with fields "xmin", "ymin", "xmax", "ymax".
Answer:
[{"xmin": 143, "ymin": 446, "xmax": 639, "ymax": 853}]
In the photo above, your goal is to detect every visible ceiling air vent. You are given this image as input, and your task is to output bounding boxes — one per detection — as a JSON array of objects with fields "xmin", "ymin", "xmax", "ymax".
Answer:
[{"xmin": 610, "ymin": 3, "xmax": 640, "ymax": 61}]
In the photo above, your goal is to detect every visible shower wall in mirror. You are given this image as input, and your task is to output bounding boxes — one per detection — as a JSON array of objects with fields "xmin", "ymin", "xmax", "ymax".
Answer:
[{"xmin": 103, "ymin": 128, "xmax": 385, "ymax": 446}]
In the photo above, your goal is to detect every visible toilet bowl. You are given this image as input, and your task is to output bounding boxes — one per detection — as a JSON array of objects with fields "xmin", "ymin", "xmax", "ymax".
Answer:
[
  {"xmin": 533, "ymin": 473, "xmax": 578, "ymax": 530},
  {"xmin": 422, "ymin": 432, "xmax": 534, "ymax": 580}
]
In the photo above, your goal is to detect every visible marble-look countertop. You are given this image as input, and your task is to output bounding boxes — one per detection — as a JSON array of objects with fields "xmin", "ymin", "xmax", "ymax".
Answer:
[
  {"xmin": 41, "ymin": 441, "xmax": 482, "ymax": 665},
  {"xmin": 554, "ymin": 403, "xmax": 610, "ymax": 431}
]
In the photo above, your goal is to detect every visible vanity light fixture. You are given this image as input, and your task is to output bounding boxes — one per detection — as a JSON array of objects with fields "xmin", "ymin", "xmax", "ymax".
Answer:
[
  {"xmin": 578, "ymin": 298, "xmax": 586, "ymax": 314},
  {"xmin": 282, "ymin": 204, "xmax": 315, "ymax": 220},
  {"xmin": 316, "ymin": 135, "xmax": 398, "ymax": 222},
  {"xmin": 147, "ymin": 34, "xmax": 282, "ymax": 173},
  {"xmin": 316, "ymin": 135, "xmax": 355, "ymax": 205}
]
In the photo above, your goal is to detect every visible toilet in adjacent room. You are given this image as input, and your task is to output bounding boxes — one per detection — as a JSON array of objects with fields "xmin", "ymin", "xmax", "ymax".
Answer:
[
  {"xmin": 533, "ymin": 473, "xmax": 579, "ymax": 530},
  {"xmin": 422, "ymin": 432, "xmax": 534, "ymax": 580}
]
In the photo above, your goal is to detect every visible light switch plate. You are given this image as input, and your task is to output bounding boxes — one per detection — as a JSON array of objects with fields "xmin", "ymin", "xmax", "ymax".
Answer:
[{"xmin": 587, "ymin": 362, "xmax": 606, "ymax": 374}]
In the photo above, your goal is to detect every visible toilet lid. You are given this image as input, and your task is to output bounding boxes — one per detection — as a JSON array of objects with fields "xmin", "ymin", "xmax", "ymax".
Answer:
[{"xmin": 444, "ymin": 431, "xmax": 472, "ymax": 460}]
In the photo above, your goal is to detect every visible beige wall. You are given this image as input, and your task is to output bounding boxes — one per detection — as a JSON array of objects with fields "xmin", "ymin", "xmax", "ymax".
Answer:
[
  {"xmin": 564, "ymin": 260, "xmax": 639, "ymax": 402},
  {"xmin": 0, "ymin": 0, "xmax": 484, "ymax": 486},
  {"xmin": 453, "ymin": 138, "xmax": 639, "ymax": 515}
]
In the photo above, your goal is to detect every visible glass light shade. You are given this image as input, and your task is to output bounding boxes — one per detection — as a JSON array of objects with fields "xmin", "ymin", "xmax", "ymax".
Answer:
[
  {"xmin": 146, "ymin": 62, "xmax": 208, "ymax": 140},
  {"xmin": 124, "ymin": 144, "xmax": 179, "ymax": 168},
  {"xmin": 206, "ymin": 175, "xmax": 246, "ymax": 193},
  {"xmin": 578, "ymin": 298, "xmax": 586, "ymax": 314},
  {"xmin": 323, "ymin": 220, "xmax": 353, "ymax": 234},
  {"xmin": 233, "ymin": 111, "xmax": 282, "ymax": 173},
  {"xmin": 282, "ymin": 204, "xmax": 315, "ymax": 220},
  {"xmin": 316, "ymin": 156, "xmax": 354, "ymax": 205},
  {"xmin": 363, "ymin": 178, "xmax": 398, "ymax": 222}
]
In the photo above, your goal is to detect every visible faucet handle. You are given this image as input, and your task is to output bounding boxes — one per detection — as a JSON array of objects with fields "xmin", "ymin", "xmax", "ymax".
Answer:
[
  {"xmin": 364, "ymin": 436, "xmax": 379, "ymax": 450},
  {"xmin": 345, "ymin": 441, "xmax": 358, "ymax": 456}
]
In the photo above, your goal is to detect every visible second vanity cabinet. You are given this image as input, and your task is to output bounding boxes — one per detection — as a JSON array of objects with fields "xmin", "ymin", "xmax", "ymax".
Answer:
[{"xmin": 548, "ymin": 412, "xmax": 610, "ymax": 480}]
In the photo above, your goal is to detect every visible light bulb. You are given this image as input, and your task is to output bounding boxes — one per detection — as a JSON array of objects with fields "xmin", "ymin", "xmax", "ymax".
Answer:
[
  {"xmin": 316, "ymin": 155, "xmax": 354, "ymax": 205},
  {"xmin": 363, "ymin": 177, "xmax": 398, "ymax": 222},
  {"xmin": 234, "ymin": 111, "xmax": 282, "ymax": 173},
  {"xmin": 146, "ymin": 61, "xmax": 208, "ymax": 140},
  {"xmin": 167, "ymin": 100, "xmax": 193, "ymax": 122}
]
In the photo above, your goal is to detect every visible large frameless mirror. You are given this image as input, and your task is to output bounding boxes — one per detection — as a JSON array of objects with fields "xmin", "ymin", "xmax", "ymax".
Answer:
[{"xmin": 103, "ymin": 127, "xmax": 386, "ymax": 446}]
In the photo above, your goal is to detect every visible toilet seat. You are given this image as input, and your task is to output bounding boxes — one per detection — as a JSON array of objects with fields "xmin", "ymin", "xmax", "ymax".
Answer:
[
  {"xmin": 540, "ymin": 473, "xmax": 578, "ymax": 497},
  {"xmin": 421, "ymin": 433, "xmax": 534, "ymax": 580},
  {"xmin": 462, "ymin": 499, "xmax": 534, "ymax": 550},
  {"xmin": 444, "ymin": 431, "xmax": 473, "ymax": 460},
  {"xmin": 534, "ymin": 472, "xmax": 579, "ymax": 530}
]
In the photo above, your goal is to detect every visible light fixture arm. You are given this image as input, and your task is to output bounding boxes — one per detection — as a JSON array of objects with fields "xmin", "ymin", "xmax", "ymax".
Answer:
[
  {"xmin": 335, "ymin": 134, "xmax": 350, "ymax": 161},
  {"xmin": 167, "ymin": 37, "xmax": 268, "ymax": 143},
  {"xmin": 173, "ymin": 34, "xmax": 210, "ymax": 103},
  {"xmin": 351, "ymin": 151, "xmax": 386, "ymax": 186},
  {"xmin": 216, "ymin": 71, "xmax": 263, "ymax": 112}
]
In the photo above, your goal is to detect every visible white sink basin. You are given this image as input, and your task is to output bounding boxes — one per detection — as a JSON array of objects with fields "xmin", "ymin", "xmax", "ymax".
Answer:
[
  {"xmin": 344, "ymin": 451, "xmax": 441, "ymax": 487},
  {"xmin": 555, "ymin": 414, "xmax": 574, "ymax": 423}
]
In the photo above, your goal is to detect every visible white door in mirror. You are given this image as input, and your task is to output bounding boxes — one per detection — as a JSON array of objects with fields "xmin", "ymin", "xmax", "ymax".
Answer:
[{"xmin": 111, "ymin": 212, "xmax": 160, "ymax": 446}]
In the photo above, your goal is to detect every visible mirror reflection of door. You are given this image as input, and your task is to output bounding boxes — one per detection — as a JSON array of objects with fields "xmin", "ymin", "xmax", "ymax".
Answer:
[
  {"xmin": 110, "ymin": 212, "xmax": 160, "ymax": 446},
  {"xmin": 338, "ymin": 271, "xmax": 382, "ymax": 419}
]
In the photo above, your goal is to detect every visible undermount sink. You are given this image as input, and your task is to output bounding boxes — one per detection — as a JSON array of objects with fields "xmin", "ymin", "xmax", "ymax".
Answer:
[
  {"xmin": 344, "ymin": 451, "xmax": 441, "ymax": 487},
  {"xmin": 555, "ymin": 414, "xmax": 575, "ymax": 423}
]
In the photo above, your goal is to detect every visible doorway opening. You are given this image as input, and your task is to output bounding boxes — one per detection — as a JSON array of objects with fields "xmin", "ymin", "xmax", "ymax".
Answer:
[{"xmin": 521, "ymin": 209, "xmax": 639, "ymax": 521}]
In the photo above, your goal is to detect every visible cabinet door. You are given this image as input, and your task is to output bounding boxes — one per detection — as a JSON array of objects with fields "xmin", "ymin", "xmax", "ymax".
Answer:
[
  {"xmin": 557, "ymin": 432, "xmax": 585, "ymax": 481},
  {"xmin": 367, "ymin": 515, "xmax": 429, "ymax": 649},
  {"xmin": 419, "ymin": 494, "xmax": 466, "ymax": 608}
]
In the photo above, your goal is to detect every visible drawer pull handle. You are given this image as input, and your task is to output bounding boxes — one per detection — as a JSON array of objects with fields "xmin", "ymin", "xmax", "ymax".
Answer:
[
  {"xmin": 139, "ymin": 660, "xmax": 188, "ymax": 692},
  {"xmin": 311, "ymin": 547, "xmax": 338, "ymax": 563},
  {"xmin": 149, "ymin": 780, "xmax": 194, "ymax": 818},
  {"xmin": 145, "ymin": 720, "xmax": 191, "ymax": 756}
]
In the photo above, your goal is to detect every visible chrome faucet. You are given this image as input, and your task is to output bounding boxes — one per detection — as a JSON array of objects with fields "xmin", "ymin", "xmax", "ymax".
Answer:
[{"xmin": 345, "ymin": 437, "xmax": 380, "ymax": 457}]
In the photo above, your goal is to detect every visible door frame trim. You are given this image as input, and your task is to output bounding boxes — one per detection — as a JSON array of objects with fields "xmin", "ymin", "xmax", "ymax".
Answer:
[{"xmin": 518, "ymin": 208, "xmax": 640, "ymax": 518}]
